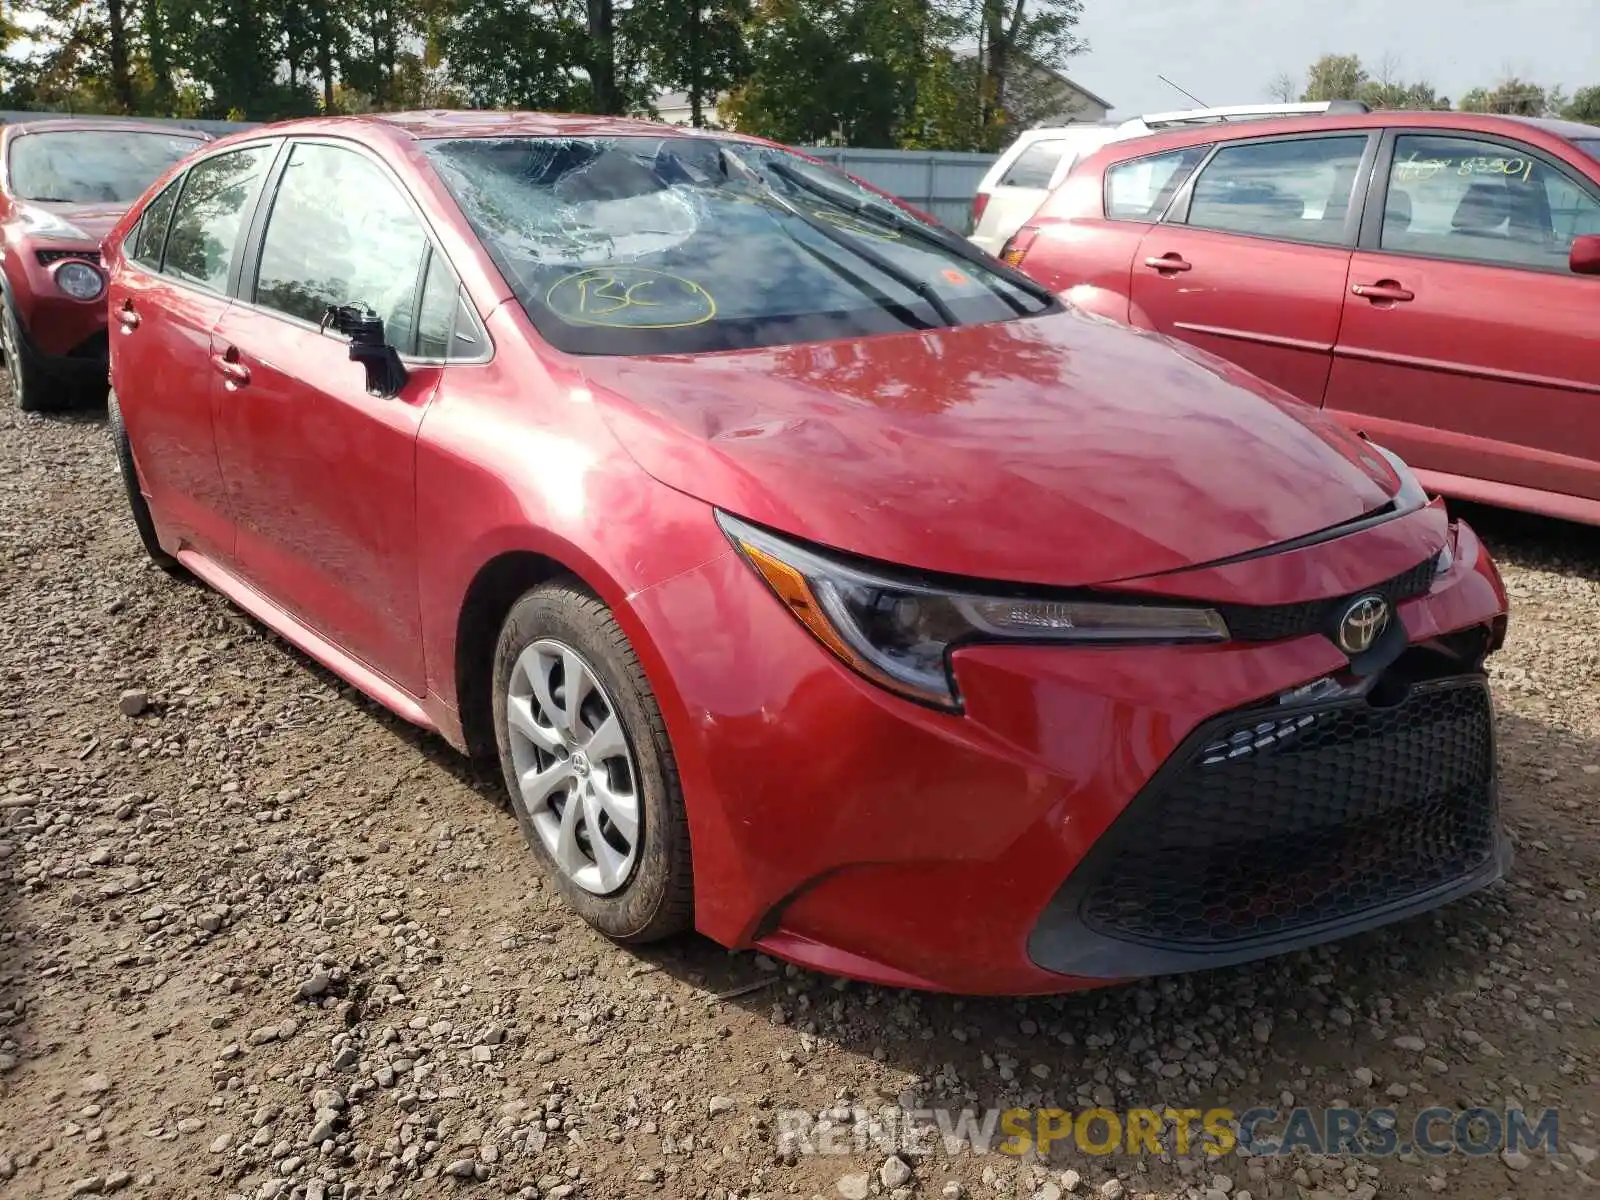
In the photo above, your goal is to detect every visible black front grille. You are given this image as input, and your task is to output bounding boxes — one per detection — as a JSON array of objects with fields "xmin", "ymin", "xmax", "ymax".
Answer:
[
  {"xmin": 36, "ymin": 248, "xmax": 101, "ymax": 267},
  {"xmin": 1077, "ymin": 677, "xmax": 1497, "ymax": 948},
  {"xmin": 1215, "ymin": 556, "xmax": 1438, "ymax": 643}
]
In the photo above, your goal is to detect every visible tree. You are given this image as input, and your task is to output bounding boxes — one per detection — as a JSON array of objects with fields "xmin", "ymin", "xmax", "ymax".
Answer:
[
  {"xmin": 977, "ymin": 0, "xmax": 1086, "ymax": 148},
  {"xmin": 1266, "ymin": 72, "xmax": 1298, "ymax": 103},
  {"xmin": 1459, "ymin": 77, "xmax": 1547, "ymax": 116},
  {"xmin": 1301, "ymin": 53, "xmax": 1367, "ymax": 103},
  {"xmin": 1566, "ymin": 85, "xmax": 1600, "ymax": 123},
  {"xmin": 631, "ymin": 0, "xmax": 748, "ymax": 126}
]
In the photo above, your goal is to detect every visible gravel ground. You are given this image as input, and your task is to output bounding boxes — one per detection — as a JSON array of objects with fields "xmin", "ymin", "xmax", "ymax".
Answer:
[{"xmin": 1, "ymin": 396, "xmax": 1598, "ymax": 1200}]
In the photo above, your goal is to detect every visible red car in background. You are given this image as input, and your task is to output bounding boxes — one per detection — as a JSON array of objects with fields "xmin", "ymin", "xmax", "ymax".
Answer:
[
  {"xmin": 105, "ymin": 112, "xmax": 1509, "ymax": 994},
  {"xmin": 1006, "ymin": 111, "xmax": 1600, "ymax": 527},
  {"xmin": 0, "ymin": 118, "xmax": 207, "ymax": 411}
]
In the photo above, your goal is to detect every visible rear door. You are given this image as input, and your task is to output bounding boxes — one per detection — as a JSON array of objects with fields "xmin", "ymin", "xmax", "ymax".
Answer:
[
  {"xmin": 1326, "ymin": 130, "xmax": 1600, "ymax": 502},
  {"xmin": 108, "ymin": 142, "xmax": 277, "ymax": 562},
  {"xmin": 1127, "ymin": 131, "xmax": 1377, "ymax": 405}
]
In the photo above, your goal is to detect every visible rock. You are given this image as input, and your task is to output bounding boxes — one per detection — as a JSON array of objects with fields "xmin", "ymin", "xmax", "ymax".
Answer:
[
  {"xmin": 210, "ymin": 1133, "xmax": 233, "ymax": 1154},
  {"xmin": 634, "ymin": 1166, "xmax": 663, "ymax": 1183},
  {"xmin": 1098, "ymin": 1181, "xmax": 1124, "ymax": 1200},
  {"xmin": 69, "ymin": 1179, "xmax": 104, "ymax": 1197},
  {"xmin": 79, "ymin": 1073, "xmax": 112, "ymax": 1096},
  {"xmin": 1572, "ymin": 1142, "xmax": 1598, "ymax": 1167},
  {"xmin": 446, "ymin": 1159, "xmax": 478, "ymax": 1179},
  {"xmin": 1060, "ymin": 1170, "xmax": 1082, "ymax": 1193},
  {"xmin": 176, "ymin": 1117, "xmax": 205, "ymax": 1134},
  {"xmin": 1502, "ymin": 1149, "xmax": 1532, "ymax": 1171},
  {"xmin": 104, "ymin": 1172, "xmax": 132, "ymax": 1193},
  {"xmin": 880, "ymin": 1155, "xmax": 912, "ymax": 1188},
  {"xmin": 118, "ymin": 689, "xmax": 148, "ymax": 717},
  {"xmin": 298, "ymin": 970, "xmax": 332, "ymax": 1000},
  {"xmin": 1352, "ymin": 1067, "xmax": 1374, "ymax": 1087},
  {"xmin": 837, "ymin": 1173, "xmax": 871, "ymax": 1199},
  {"xmin": 708, "ymin": 1095, "xmax": 737, "ymax": 1116},
  {"xmin": 1211, "ymin": 1174, "xmax": 1233, "ymax": 1193},
  {"xmin": 248, "ymin": 1024, "xmax": 282, "ymax": 1047},
  {"xmin": 1034, "ymin": 1186, "xmax": 1062, "ymax": 1200},
  {"xmin": 1393, "ymin": 1035, "xmax": 1427, "ymax": 1052}
]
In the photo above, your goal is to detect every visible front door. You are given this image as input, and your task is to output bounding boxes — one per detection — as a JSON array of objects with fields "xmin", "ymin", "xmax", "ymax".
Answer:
[
  {"xmin": 1326, "ymin": 131, "xmax": 1600, "ymax": 501},
  {"xmin": 210, "ymin": 139, "xmax": 444, "ymax": 694},
  {"xmin": 1128, "ymin": 132, "xmax": 1375, "ymax": 405}
]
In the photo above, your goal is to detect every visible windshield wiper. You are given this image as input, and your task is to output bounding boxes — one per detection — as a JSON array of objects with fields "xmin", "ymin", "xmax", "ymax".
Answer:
[
  {"xmin": 721, "ymin": 147, "xmax": 960, "ymax": 328},
  {"xmin": 763, "ymin": 158, "xmax": 1059, "ymax": 314}
]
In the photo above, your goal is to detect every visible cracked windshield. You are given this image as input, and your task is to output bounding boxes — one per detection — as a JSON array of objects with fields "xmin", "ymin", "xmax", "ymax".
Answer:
[{"xmin": 426, "ymin": 136, "xmax": 1047, "ymax": 353}]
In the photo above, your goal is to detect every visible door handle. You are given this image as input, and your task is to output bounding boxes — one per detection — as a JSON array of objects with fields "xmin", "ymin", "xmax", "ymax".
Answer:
[
  {"xmin": 1143, "ymin": 253, "xmax": 1192, "ymax": 273},
  {"xmin": 115, "ymin": 305, "xmax": 139, "ymax": 331},
  {"xmin": 1351, "ymin": 281, "xmax": 1414, "ymax": 303},
  {"xmin": 210, "ymin": 350, "xmax": 250, "ymax": 387}
]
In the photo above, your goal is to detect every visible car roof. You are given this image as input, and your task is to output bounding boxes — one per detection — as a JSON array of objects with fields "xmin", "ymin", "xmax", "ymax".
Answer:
[
  {"xmin": 1088, "ymin": 108, "xmax": 1600, "ymax": 162},
  {"xmin": 3, "ymin": 117, "xmax": 211, "ymax": 139},
  {"xmin": 199, "ymin": 109, "xmax": 771, "ymax": 154}
]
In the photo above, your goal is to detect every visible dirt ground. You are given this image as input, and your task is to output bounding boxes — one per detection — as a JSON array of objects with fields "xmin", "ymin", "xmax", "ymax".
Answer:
[{"xmin": 0, "ymin": 395, "xmax": 1597, "ymax": 1200}]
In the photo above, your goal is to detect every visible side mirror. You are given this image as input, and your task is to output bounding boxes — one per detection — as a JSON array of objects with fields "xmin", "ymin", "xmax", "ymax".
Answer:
[
  {"xmin": 320, "ymin": 302, "xmax": 409, "ymax": 398},
  {"xmin": 1570, "ymin": 234, "xmax": 1600, "ymax": 276}
]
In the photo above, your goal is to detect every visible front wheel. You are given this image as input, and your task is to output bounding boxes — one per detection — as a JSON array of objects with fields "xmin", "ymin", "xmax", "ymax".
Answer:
[
  {"xmin": 491, "ymin": 582, "xmax": 693, "ymax": 943},
  {"xmin": 2, "ymin": 299, "xmax": 69, "ymax": 413}
]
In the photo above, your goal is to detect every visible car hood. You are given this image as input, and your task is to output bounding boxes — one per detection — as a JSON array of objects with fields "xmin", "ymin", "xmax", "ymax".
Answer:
[
  {"xmin": 17, "ymin": 200, "xmax": 129, "ymax": 244},
  {"xmin": 581, "ymin": 310, "xmax": 1401, "ymax": 587}
]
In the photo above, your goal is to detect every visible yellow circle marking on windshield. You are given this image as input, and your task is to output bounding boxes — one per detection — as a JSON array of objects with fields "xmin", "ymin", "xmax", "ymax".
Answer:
[
  {"xmin": 546, "ymin": 267, "xmax": 717, "ymax": 329},
  {"xmin": 806, "ymin": 206, "xmax": 902, "ymax": 241}
]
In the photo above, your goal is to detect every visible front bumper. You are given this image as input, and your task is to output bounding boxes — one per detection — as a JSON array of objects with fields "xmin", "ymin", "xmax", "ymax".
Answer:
[
  {"xmin": 628, "ymin": 501, "xmax": 1509, "ymax": 995},
  {"xmin": 7, "ymin": 247, "xmax": 110, "ymax": 365}
]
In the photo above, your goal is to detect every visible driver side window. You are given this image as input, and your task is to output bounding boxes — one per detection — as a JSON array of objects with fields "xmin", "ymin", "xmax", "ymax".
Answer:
[
  {"xmin": 253, "ymin": 142, "xmax": 429, "ymax": 349},
  {"xmin": 1381, "ymin": 134, "xmax": 1600, "ymax": 271}
]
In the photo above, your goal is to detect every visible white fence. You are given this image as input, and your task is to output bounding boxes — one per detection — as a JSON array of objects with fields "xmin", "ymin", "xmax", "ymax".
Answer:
[{"xmin": 0, "ymin": 111, "xmax": 995, "ymax": 232}]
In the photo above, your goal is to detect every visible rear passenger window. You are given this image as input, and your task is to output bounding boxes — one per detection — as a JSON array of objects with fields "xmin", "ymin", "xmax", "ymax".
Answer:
[
  {"xmin": 1000, "ymin": 141, "xmax": 1068, "ymax": 189},
  {"xmin": 129, "ymin": 179, "xmax": 180, "ymax": 269},
  {"xmin": 163, "ymin": 145, "xmax": 273, "ymax": 291},
  {"xmin": 1186, "ymin": 136, "xmax": 1368, "ymax": 245},
  {"xmin": 1105, "ymin": 147, "xmax": 1207, "ymax": 221}
]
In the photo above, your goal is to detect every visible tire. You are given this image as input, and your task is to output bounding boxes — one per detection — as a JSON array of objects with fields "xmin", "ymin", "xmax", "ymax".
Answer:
[
  {"xmin": 2, "ymin": 298, "xmax": 69, "ymax": 413},
  {"xmin": 491, "ymin": 581, "xmax": 693, "ymax": 943},
  {"xmin": 107, "ymin": 387, "xmax": 183, "ymax": 576}
]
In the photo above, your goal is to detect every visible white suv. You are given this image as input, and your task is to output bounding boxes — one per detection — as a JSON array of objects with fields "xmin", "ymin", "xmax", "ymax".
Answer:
[{"xmin": 968, "ymin": 100, "xmax": 1371, "ymax": 256}]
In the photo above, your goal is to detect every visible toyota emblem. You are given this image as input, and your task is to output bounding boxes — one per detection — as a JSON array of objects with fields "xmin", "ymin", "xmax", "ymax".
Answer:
[{"xmin": 1336, "ymin": 594, "xmax": 1390, "ymax": 655}]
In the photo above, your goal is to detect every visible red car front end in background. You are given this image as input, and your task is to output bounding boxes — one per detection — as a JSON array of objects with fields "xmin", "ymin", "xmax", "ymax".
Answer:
[
  {"xmin": 105, "ymin": 114, "xmax": 1510, "ymax": 994},
  {"xmin": 0, "ymin": 119, "xmax": 207, "ymax": 411}
]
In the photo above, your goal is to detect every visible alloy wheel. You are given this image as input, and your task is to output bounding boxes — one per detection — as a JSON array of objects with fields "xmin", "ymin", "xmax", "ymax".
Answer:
[{"xmin": 505, "ymin": 638, "xmax": 641, "ymax": 895}]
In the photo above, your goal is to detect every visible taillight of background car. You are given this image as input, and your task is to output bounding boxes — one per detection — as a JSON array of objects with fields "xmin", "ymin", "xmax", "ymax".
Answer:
[
  {"xmin": 1000, "ymin": 225, "xmax": 1040, "ymax": 268},
  {"xmin": 971, "ymin": 191, "xmax": 990, "ymax": 230}
]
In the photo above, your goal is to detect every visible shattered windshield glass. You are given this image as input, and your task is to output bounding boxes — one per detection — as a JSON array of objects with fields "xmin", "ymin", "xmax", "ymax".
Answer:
[{"xmin": 424, "ymin": 135, "xmax": 1048, "ymax": 354}]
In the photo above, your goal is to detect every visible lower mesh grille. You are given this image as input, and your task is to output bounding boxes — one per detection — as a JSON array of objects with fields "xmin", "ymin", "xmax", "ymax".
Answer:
[{"xmin": 1078, "ymin": 677, "xmax": 1497, "ymax": 948}]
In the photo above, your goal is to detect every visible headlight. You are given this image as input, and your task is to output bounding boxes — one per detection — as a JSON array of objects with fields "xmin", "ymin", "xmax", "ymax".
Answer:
[
  {"xmin": 719, "ymin": 512, "xmax": 1229, "ymax": 709},
  {"xmin": 54, "ymin": 260, "xmax": 105, "ymax": 301},
  {"xmin": 1365, "ymin": 440, "xmax": 1428, "ymax": 511}
]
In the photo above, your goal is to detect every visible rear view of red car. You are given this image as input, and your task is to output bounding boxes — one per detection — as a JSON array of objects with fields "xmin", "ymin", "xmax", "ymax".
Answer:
[
  {"xmin": 0, "ymin": 119, "xmax": 207, "ymax": 411},
  {"xmin": 1008, "ymin": 110, "xmax": 1600, "ymax": 527}
]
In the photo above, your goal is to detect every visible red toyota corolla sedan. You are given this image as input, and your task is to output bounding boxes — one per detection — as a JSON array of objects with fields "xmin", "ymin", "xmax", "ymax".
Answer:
[
  {"xmin": 105, "ymin": 112, "xmax": 1511, "ymax": 994},
  {"xmin": 0, "ymin": 118, "xmax": 208, "ymax": 411}
]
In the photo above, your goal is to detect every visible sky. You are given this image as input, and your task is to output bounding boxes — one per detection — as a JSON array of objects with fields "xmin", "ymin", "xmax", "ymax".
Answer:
[{"xmin": 1069, "ymin": 0, "xmax": 1600, "ymax": 118}]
